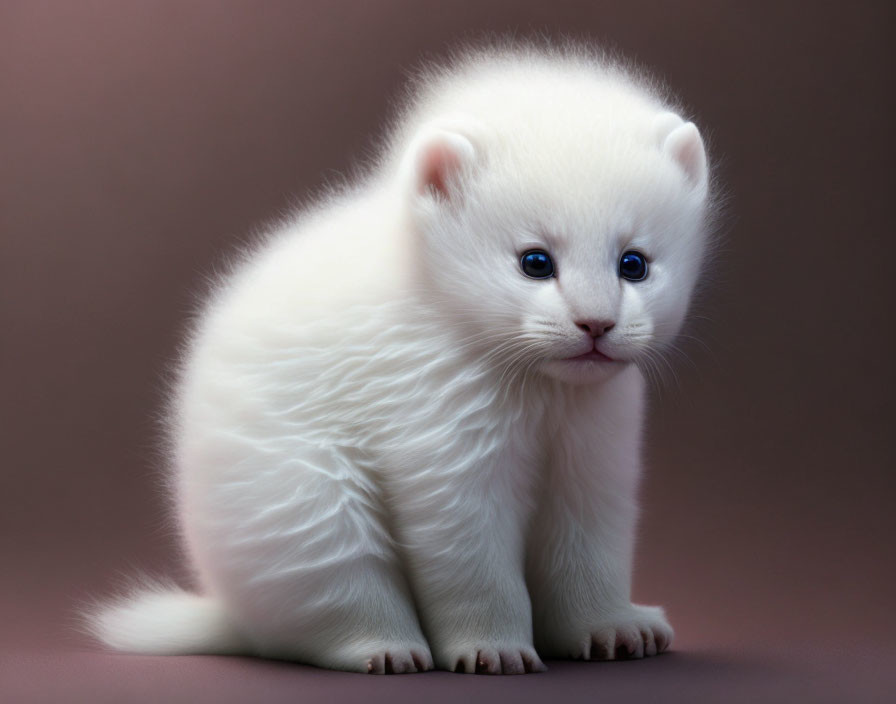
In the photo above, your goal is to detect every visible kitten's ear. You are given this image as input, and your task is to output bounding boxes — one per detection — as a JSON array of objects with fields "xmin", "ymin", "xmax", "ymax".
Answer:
[
  {"xmin": 402, "ymin": 119, "xmax": 480, "ymax": 203},
  {"xmin": 656, "ymin": 112, "xmax": 708, "ymax": 192}
]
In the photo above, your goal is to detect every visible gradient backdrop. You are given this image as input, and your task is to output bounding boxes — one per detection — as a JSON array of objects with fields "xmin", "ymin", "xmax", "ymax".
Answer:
[{"xmin": 1, "ymin": 1, "xmax": 893, "ymax": 702}]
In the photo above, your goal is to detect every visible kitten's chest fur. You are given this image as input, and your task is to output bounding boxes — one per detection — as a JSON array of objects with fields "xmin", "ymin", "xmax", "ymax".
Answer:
[{"xmin": 241, "ymin": 299, "xmax": 555, "ymax": 503}]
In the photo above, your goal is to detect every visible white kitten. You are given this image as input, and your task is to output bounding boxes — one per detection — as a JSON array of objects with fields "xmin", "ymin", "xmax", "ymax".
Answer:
[{"xmin": 87, "ymin": 44, "xmax": 713, "ymax": 674}]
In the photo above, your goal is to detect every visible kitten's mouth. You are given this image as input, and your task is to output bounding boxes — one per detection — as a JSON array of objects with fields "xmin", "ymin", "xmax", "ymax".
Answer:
[{"xmin": 564, "ymin": 348, "xmax": 616, "ymax": 363}]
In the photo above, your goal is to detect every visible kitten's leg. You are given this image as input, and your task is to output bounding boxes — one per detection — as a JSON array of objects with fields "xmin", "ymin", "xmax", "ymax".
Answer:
[
  {"xmin": 387, "ymin": 448, "xmax": 546, "ymax": 675},
  {"xmin": 181, "ymin": 443, "xmax": 432, "ymax": 673},
  {"xmin": 527, "ymin": 365, "xmax": 673, "ymax": 660}
]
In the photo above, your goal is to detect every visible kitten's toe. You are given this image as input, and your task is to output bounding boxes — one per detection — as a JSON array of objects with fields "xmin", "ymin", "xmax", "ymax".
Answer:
[
  {"xmin": 588, "ymin": 630, "xmax": 616, "ymax": 660},
  {"xmin": 474, "ymin": 649, "xmax": 502, "ymax": 674},
  {"xmin": 520, "ymin": 649, "xmax": 548, "ymax": 673},
  {"xmin": 498, "ymin": 650, "xmax": 525, "ymax": 674},
  {"xmin": 640, "ymin": 625, "xmax": 657, "ymax": 657},
  {"xmin": 366, "ymin": 654, "xmax": 384, "ymax": 674},
  {"xmin": 411, "ymin": 649, "xmax": 435, "ymax": 672},
  {"xmin": 653, "ymin": 625, "xmax": 672, "ymax": 654}
]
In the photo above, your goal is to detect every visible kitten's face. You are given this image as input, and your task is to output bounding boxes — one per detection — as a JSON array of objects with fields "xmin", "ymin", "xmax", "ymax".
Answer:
[{"xmin": 409, "ymin": 118, "xmax": 710, "ymax": 386}]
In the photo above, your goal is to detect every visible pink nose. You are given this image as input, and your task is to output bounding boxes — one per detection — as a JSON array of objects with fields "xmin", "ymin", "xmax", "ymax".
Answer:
[{"xmin": 576, "ymin": 319, "xmax": 615, "ymax": 338}]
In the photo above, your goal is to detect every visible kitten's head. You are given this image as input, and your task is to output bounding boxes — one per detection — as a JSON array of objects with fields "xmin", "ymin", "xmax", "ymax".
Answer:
[{"xmin": 399, "ymin": 72, "xmax": 712, "ymax": 386}]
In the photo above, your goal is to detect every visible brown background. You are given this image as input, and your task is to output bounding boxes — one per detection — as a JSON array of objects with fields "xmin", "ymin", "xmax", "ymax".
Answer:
[{"xmin": 1, "ymin": 1, "xmax": 893, "ymax": 702}]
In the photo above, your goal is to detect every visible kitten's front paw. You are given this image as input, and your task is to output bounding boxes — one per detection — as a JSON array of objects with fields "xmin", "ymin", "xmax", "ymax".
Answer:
[
  {"xmin": 435, "ymin": 641, "xmax": 547, "ymax": 674},
  {"xmin": 543, "ymin": 604, "xmax": 673, "ymax": 661}
]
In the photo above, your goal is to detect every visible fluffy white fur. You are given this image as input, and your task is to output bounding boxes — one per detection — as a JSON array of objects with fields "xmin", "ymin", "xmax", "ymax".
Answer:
[{"xmin": 87, "ymin": 44, "xmax": 713, "ymax": 674}]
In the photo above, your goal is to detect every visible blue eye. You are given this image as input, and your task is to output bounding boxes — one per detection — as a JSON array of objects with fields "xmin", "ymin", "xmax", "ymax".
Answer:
[
  {"xmin": 619, "ymin": 251, "xmax": 648, "ymax": 281},
  {"xmin": 520, "ymin": 250, "xmax": 554, "ymax": 279}
]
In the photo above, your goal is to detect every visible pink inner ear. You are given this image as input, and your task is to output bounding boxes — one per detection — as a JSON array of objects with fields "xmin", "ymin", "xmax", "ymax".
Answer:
[
  {"xmin": 418, "ymin": 141, "xmax": 463, "ymax": 199},
  {"xmin": 664, "ymin": 122, "xmax": 707, "ymax": 188}
]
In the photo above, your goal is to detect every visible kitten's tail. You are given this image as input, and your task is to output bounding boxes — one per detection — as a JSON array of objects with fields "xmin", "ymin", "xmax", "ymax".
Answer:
[{"xmin": 83, "ymin": 581, "xmax": 247, "ymax": 655}]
